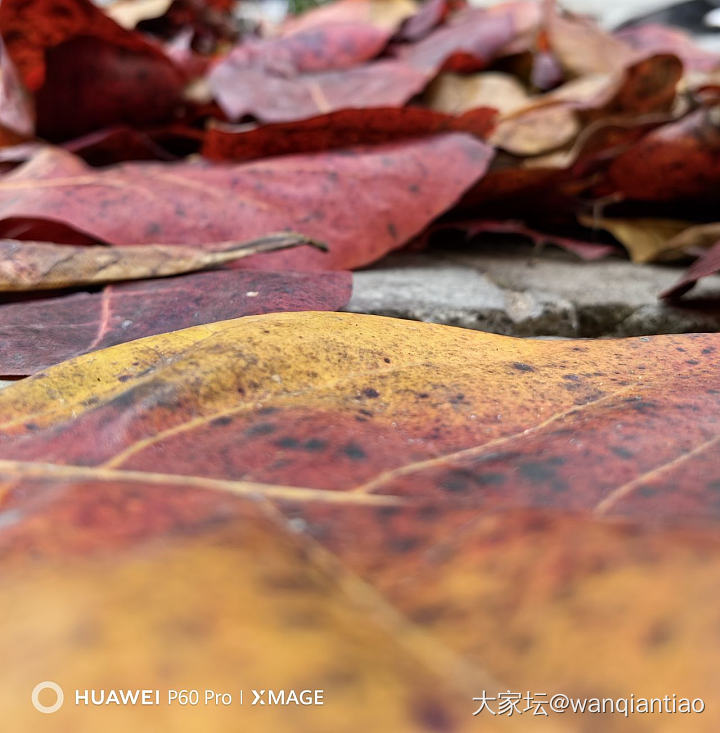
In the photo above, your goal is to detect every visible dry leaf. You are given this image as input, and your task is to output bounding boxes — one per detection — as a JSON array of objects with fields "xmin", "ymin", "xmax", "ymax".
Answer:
[
  {"xmin": 0, "ymin": 269, "xmax": 351, "ymax": 374},
  {"xmin": 0, "ymin": 312, "xmax": 718, "ymax": 731},
  {"xmin": 578, "ymin": 216, "xmax": 694, "ymax": 262},
  {"xmin": 424, "ymin": 71, "xmax": 529, "ymax": 115},
  {"xmin": 0, "ymin": 137, "xmax": 491, "ymax": 271},
  {"xmin": 0, "ymin": 233, "xmax": 325, "ymax": 290}
]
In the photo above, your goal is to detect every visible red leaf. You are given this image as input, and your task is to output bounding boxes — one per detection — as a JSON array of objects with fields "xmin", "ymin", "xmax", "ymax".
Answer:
[
  {"xmin": 607, "ymin": 107, "xmax": 720, "ymax": 201},
  {"xmin": 0, "ymin": 135, "xmax": 492, "ymax": 270},
  {"xmin": 396, "ymin": 6, "xmax": 519, "ymax": 73},
  {"xmin": 0, "ymin": 0, "xmax": 174, "ymax": 90},
  {"xmin": 35, "ymin": 37, "xmax": 185, "ymax": 140},
  {"xmin": 661, "ymin": 240, "xmax": 720, "ymax": 299},
  {"xmin": 0, "ymin": 269, "xmax": 352, "ymax": 375},
  {"xmin": 394, "ymin": 0, "xmax": 455, "ymax": 42},
  {"xmin": 202, "ymin": 106, "xmax": 496, "ymax": 161},
  {"xmin": 616, "ymin": 23, "xmax": 720, "ymax": 73},
  {"xmin": 442, "ymin": 218, "xmax": 619, "ymax": 260}
]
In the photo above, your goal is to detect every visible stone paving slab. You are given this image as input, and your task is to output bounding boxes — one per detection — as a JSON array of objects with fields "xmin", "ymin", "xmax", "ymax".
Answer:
[{"xmin": 344, "ymin": 242, "xmax": 720, "ymax": 337}]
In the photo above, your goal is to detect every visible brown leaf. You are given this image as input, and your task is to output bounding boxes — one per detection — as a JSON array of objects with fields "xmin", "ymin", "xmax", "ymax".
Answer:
[
  {"xmin": 0, "ymin": 312, "xmax": 719, "ymax": 731},
  {"xmin": 0, "ymin": 233, "xmax": 326, "ymax": 290},
  {"xmin": 424, "ymin": 71, "xmax": 529, "ymax": 115},
  {"xmin": 489, "ymin": 54, "xmax": 682, "ymax": 157},
  {"xmin": 544, "ymin": 2, "xmax": 634, "ymax": 77},
  {"xmin": 0, "ymin": 38, "xmax": 33, "ymax": 144},
  {"xmin": 201, "ymin": 106, "xmax": 496, "ymax": 161},
  {"xmin": 0, "ymin": 137, "xmax": 492, "ymax": 270},
  {"xmin": 0, "ymin": 269, "xmax": 352, "ymax": 374},
  {"xmin": 577, "ymin": 216, "xmax": 694, "ymax": 262}
]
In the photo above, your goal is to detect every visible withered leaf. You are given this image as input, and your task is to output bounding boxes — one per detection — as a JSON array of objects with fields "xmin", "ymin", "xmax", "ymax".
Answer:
[
  {"xmin": 280, "ymin": 0, "xmax": 418, "ymax": 36},
  {"xmin": 0, "ymin": 38, "xmax": 33, "ymax": 145},
  {"xmin": 0, "ymin": 313, "xmax": 719, "ymax": 731},
  {"xmin": 0, "ymin": 269, "xmax": 351, "ymax": 375},
  {"xmin": 0, "ymin": 136, "xmax": 492, "ymax": 270},
  {"xmin": 208, "ymin": 57, "xmax": 430, "ymax": 123},
  {"xmin": 0, "ymin": 0, "xmax": 179, "ymax": 90},
  {"xmin": 0, "ymin": 232, "xmax": 325, "ymax": 290},
  {"xmin": 615, "ymin": 23, "xmax": 720, "ymax": 73},
  {"xmin": 607, "ymin": 106, "xmax": 720, "ymax": 201},
  {"xmin": 202, "ymin": 107, "xmax": 496, "ymax": 162},
  {"xmin": 397, "ymin": 5, "xmax": 520, "ymax": 73},
  {"xmin": 662, "ymin": 239, "xmax": 720, "ymax": 299}
]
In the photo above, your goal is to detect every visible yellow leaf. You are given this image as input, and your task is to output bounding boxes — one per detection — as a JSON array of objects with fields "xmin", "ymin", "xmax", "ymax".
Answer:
[{"xmin": 0, "ymin": 312, "xmax": 718, "ymax": 731}]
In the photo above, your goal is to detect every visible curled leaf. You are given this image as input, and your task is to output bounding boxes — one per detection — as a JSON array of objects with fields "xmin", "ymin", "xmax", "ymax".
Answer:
[{"xmin": 0, "ymin": 233, "xmax": 326, "ymax": 291}]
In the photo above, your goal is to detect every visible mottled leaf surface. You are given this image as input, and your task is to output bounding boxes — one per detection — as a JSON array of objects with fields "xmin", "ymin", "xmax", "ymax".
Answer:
[
  {"xmin": 0, "ymin": 312, "xmax": 718, "ymax": 731},
  {"xmin": 0, "ymin": 136, "xmax": 491, "ymax": 270}
]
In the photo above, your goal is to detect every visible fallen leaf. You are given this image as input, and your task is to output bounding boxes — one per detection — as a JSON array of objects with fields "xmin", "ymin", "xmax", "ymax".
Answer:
[
  {"xmin": 0, "ymin": 0, "xmax": 177, "ymax": 90},
  {"xmin": 208, "ymin": 56, "xmax": 431, "ymax": 123},
  {"xmin": 35, "ymin": 36, "xmax": 186, "ymax": 140},
  {"xmin": 491, "ymin": 103, "xmax": 580, "ymax": 156},
  {"xmin": 0, "ymin": 312, "xmax": 718, "ymax": 732},
  {"xmin": 544, "ymin": 2, "xmax": 634, "ymax": 76},
  {"xmin": 221, "ymin": 23, "xmax": 392, "ymax": 76},
  {"xmin": 280, "ymin": 0, "xmax": 418, "ymax": 35},
  {"xmin": 662, "ymin": 240, "xmax": 720, "ymax": 299},
  {"xmin": 0, "ymin": 233, "xmax": 325, "ymax": 290},
  {"xmin": 394, "ymin": 0, "xmax": 453, "ymax": 42},
  {"xmin": 607, "ymin": 106, "xmax": 720, "ymax": 201},
  {"xmin": 397, "ymin": 6, "xmax": 519, "ymax": 73},
  {"xmin": 105, "ymin": 0, "xmax": 174, "ymax": 29},
  {"xmin": 0, "ymin": 38, "xmax": 33, "ymax": 145},
  {"xmin": 447, "ymin": 218, "xmax": 619, "ymax": 259},
  {"xmin": 0, "ymin": 269, "xmax": 351, "ymax": 374},
  {"xmin": 616, "ymin": 23, "xmax": 720, "ymax": 73},
  {"xmin": 424, "ymin": 71, "xmax": 529, "ymax": 115},
  {"xmin": 578, "ymin": 216, "xmax": 694, "ymax": 262},
  {"xmin": 0, "ymin": 137, "xmax": 492, "ymax": 270},
  {"xmin": 489, "ymin": 54, "xmax": 682, "ymax": 157},
  {"xmin": 202, "ymin": 107, "xmax": 496, "ymax": 161}
]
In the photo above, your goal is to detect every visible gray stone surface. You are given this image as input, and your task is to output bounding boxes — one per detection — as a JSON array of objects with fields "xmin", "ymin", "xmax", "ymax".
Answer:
[{"xmin": 344, "ymin": 243, "xmax": 720, "ymax": 337}]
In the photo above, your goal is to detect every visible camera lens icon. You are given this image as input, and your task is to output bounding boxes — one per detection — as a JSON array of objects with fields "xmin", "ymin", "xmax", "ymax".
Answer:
[{"xmin": 31, "ymin": 681, "xmax": 64, "ymax": 714}]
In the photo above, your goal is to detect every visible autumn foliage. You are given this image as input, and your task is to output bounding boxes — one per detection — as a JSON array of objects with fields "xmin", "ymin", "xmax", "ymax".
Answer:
[
  {"xmin": 0, "ymin": 0, "xmax": 719, "ymax": 299},
  {"xmin": 1, "ymin": 2, "xmax": 720, "ymax": 731}
]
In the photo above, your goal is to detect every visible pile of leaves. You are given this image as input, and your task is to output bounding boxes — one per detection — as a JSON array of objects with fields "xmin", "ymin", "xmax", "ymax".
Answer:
[
  {"xmin": 1, "ymin": 0, "xmax": 720, "ymax": 360},
  {"xmin": 1, "ymin": 3, "xmax": 720, "ymax": 729}
]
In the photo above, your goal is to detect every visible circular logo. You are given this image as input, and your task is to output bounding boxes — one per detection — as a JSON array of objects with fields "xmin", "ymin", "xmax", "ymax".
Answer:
[{"xmin": 31, "ymin": 681, "xmax": 64, "ymax": 714}]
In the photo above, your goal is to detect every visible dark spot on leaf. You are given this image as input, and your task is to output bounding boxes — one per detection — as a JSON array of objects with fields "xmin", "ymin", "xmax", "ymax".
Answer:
[
  {"xmin": 362, "ymin": 387, "xmax": 380, "ymax": 399},
  {"xmin": 211, "ymin": 415, "xmax": 234, "ymax": 427},
  {"xmin": 342, "ymin": 442, "xmax": 367, "ymax": 460},
  {"xmin": 275, "ymin": 436, "xmax": 301, "ymax": 449},
  {"xmin": 512, "ymin": 362, "xmax": 535, "ymax": 372},
  {"xmin": 246, "ymin": 422, "xmax": 276, "ymax": 437}
]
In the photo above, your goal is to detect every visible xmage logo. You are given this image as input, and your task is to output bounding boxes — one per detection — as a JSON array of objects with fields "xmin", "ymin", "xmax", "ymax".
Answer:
[{"xmin": 251, "ymin": 689, "xmax": 324, "ymax": 706}]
